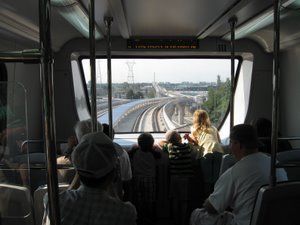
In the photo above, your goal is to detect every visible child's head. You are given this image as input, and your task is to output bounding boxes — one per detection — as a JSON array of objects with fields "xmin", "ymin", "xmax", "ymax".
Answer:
[
  {"xmin": 138, "ymin": 133, "xmax": 154, "ymax": 151},
  {"xmin": 193, "ymin": 109, "xmax": 211, "ymax": 130},
  {"xmin": 165, "ymin": 130, "xmax": 181, "ymax": 145}
]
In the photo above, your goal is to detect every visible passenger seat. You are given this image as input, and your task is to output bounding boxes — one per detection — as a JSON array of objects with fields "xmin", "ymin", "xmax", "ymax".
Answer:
[
  {"xmin": 277, "ymin": 150, "xmax": 300, "ymax": 181},
  {"xmin": 0, "ymin": 183, "xmax": 34, "ymax": 225}
]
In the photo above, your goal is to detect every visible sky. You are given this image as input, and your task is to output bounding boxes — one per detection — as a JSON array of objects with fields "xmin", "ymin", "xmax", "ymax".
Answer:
[{"xmin": 82, "ymin": 58, "xmax": 236, "ymax": 84}]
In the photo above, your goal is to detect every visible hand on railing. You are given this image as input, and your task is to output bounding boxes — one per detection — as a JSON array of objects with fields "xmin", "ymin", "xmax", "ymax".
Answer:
[{"xmin": 183, "ymin": 133, "xmax": 198, "ymax": 145}]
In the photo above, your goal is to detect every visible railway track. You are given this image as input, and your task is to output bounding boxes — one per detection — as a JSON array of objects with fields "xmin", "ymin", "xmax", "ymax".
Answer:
[{"xmin": 132, "ymin": 102, "xmax": 168, "ymax": 132}]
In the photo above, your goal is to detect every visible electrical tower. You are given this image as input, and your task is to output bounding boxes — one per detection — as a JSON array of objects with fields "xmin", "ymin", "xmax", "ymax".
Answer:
[{"xmin": 126, "ymin": 61, "xmax": 135, "ymax": 84}]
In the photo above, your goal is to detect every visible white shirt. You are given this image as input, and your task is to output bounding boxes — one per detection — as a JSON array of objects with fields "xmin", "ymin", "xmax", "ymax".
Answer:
[
  {"xmin": 209, "ymin": 152, "xmax": 287, "ymax": 225},
  {"xmin": 192, "ymin": 126, "xmax": 223, "ymax": 155},
  {"xmin": 113, "ymin": 142, "xmax": 132, "ymax": 181}
]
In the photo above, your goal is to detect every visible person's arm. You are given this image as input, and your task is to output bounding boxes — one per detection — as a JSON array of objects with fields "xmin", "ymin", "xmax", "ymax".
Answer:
[
  {"xmin": 68, "ymin": 172, "xmax": 80, "ymax": 190},
  {"xmin": 184, "ymin": 133, "xmax": 198, "ymax": 145},
  {"xmin": 42, "ymin": 194, "xmax": 50, "ymax": 225},
  {"xmin": 123, "ymin": 202, "xmax": 137, "ymax": 225},
  {"xmin": 203, "ymin": 199, "xmax": 218, "ymax": 214},
  {"xmin": 207, "ymin": 169, "xmax": 235, "ymax": 214}
]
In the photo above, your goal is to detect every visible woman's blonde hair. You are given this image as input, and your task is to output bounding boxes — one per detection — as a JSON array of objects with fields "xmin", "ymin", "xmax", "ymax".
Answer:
[{"xmin": 192, "ymin": 109, "xmax": 211, "ymax": 135}]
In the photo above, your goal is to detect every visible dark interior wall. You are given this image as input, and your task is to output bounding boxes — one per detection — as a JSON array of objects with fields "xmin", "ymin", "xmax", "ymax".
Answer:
[
  {"xmin": 280, "ymin": 45, "xmax": 300, "ymax": 137},
  {"xmin": 0, "ymin": 37, "xmax": 42, "ymax": 140},
  {"xmin": 53, "ymin": 37, "xmax": 273, "ymax": 139},
  {"xmin": 5, "ymin": 63, "xmax": 42, "ymax": 139}
]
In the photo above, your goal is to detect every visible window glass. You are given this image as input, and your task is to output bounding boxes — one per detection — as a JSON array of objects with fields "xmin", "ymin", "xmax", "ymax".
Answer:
[
  {"xmin": 71, "ymin": 60, "xmax": 91, "ymax": 120},
  {"xmin": 81, "ymin": 58, "xmax": 238, "ymax": 133},
  {"xmin": 219, "ymin": 58, "xmax": 253, "ymax": 142}
]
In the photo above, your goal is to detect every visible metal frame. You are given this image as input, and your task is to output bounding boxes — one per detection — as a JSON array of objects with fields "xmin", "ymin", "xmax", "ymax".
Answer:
[
  {"xmin": 270, "ymin": 0, "xmax": 281, "ymax": 187},
  {"xmin": 39, "ymin": 0, "xmax": 61, "ymax": 224},
  {"xmin": 229, "ymin": 17, "xmax": 237, "ymax": 130},
  {"xmin": 104, "ymin": 17, "xmax": 114, "ymax": 138},
  {"xmin": 89, "ymin": 0, "xmax": 97, "ymax": 132},
  {"xmin": 78, "ymin": 54, "xmax": 243, "ymax": 134},
  {"xmin": 0, "ymin": 0, "xmax": 61, "ymax": 224}
]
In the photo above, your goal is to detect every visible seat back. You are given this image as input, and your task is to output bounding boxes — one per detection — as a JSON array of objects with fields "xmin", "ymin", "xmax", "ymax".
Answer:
[
  {"xmin": 0, "ymin": 184, "xmax": 34, "ymax": 225},
  {"xmin": 250, "ymin": 181, "xmax": 300, "ymax": 225},
  {"xmin": 33, "ymin": 184, "xmax": 69, "ymax": 225},
  {"xmin": 200, "ymin": 152, "xmax": 223, "ymax": 197},
  {"xmin": 277, "ymin": 150, "xmax": 300, "ymax": 181},
  {"xmin": 219, "ymin": 154, "xmax": 236, "ymax": 176}
]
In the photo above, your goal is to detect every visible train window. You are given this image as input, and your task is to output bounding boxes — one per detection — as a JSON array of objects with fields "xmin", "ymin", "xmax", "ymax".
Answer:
[
  {"xmin": 81, "ymin": 58, "xmax": 239, "ymax": 133},
  {"xmin": 71, "ymin": 60, "xmax": 91, "ymax": 121},
  {"xmin": 219, "ymin": 57, "xmax": 253, "ymax": 141}
]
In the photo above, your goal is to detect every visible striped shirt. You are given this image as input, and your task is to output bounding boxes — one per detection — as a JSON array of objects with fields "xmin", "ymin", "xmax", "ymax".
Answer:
[{"xmin": 167, "ymin": 143, "xmax": 196, "ymax": 176}]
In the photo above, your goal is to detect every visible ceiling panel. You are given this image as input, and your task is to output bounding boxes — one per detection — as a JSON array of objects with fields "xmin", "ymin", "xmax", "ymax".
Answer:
[
  {"xmin": 81, "ymin": 0, "xmax": 120, "ymax": 36},
  {"xmin": 123, "ymin": 0, "xmax": 238, "ymax": 37},
  {"xmin": 210, "ymin": 0, "xmax": 273, "ymax": 37}
]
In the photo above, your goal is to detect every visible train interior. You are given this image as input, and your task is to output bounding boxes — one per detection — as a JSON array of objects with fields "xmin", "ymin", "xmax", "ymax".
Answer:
[{"xmin": 0, "ymin": 0, "xmax": 300, "ymax": 224}]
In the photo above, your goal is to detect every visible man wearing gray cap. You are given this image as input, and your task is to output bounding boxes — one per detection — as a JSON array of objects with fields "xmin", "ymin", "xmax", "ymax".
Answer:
[{"xmin": 43, "ymin": 131, "xmax": 137, "ymax": 225}]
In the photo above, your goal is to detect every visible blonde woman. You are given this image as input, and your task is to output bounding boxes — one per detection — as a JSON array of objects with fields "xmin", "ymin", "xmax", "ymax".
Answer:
[{"xmin": 184, "ymin": 109, "xmax": 223, "ymax": 155}]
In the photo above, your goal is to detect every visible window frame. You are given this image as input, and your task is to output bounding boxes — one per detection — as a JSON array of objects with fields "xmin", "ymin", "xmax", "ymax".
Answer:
[{"xmin": 78, "ymin": 54, "xmax": 243, "ymax": 134}]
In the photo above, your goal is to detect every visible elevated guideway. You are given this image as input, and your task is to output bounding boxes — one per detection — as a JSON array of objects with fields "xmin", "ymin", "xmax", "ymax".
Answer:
[
  {"xmin": 99, "ymin": 98, "xmax": 166, "ymax": 131},
  {"xmin": 99, "ymin": 99, "xmax": 145, "ymax": 124}
]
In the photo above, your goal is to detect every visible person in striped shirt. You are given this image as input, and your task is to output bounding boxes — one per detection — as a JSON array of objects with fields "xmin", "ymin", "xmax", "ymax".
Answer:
[{"xmin": 164, "ymin": 130, "xmax": 202, "ymax": 225}]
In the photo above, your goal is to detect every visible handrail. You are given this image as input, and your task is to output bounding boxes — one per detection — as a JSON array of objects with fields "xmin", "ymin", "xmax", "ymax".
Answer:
[
  {"xmin": 270, "ymin": 0, "xmax": 281, "ymax": 187},
  {"xmin": 0, "ymin": 49, "xmax": 41, "ymax": 62},
  {"xmin": 89, "ymin": 0, "xmax": 97, "ymax": 132},
  {"xmin": 229, "ymin": 17, "xmax": 237, "ymax": 130},
  {"xmin": 20, "ymin": 139, "xmax": 68, "ymax": 152},
  {"xmin": 276, "ymin": 162, "xmax": 300, "ymax": 168},
  {"xmin": 105, "ymin": 17, "xmax": 113, "ymax": 138},
  {"xmin": 39, "ymin": 0, "xmax": 61, "ymax": 224},
  {"xmin": 258, "ymin": 137, "xmax": 300, "ymax": 141}
]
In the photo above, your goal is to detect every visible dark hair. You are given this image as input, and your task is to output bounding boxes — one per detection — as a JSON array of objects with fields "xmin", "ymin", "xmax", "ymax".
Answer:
[
  {"xmin": 254, "ymin": 118, "xmax": 272, "ymax": 137},
  {"xmin": 79, "ymin": 169, "xmax": 116, "ymax": 188},
  {"xmin": 137, "ymin": 133, "xmax": 161, "ymax": 159},
  {"xmin": 165, "ymin": 130, "xmax": 181, "ymax": 145},
  {"xmin": 102, "ymin": 123, "xmax": 115, "ymax": 139},
  {"xmin": 230, "ymin": 124, "xmax": 258, "ymax": 149},
  {"xmin": 138, "ymin": 133, "xmax": 154, "ymax": 151}
]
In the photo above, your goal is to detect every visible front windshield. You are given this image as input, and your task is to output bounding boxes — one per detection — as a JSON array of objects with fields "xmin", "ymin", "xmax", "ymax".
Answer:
[{"xmin": 82, "ymin": 58, "xmax": 237, "ymax": 133}]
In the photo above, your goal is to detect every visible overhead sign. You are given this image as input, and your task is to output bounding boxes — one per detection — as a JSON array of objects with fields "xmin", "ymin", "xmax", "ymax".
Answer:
[{"xmin": 127, "ymin": 39, "xmax": 199, "ymax": 49}]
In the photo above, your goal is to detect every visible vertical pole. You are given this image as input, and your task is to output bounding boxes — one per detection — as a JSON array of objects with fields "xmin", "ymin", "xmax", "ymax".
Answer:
[
  {"xmin": 39, "ymin": 0, "xmax": 60, "ymax": 224},
  {"xmin": 229, "ymin": 17, "xmax": 237, "ymax": 130},
  {"xmin": 104, "ymin": 17, "xmax": 113, "ymax": 138},
  {"xmin": 89, "ymin": 0, "xmax": 97, "ymax": 132},
  {"xmin": 271, "ymin": 0, "xmax": 280, "ymax": 187}
]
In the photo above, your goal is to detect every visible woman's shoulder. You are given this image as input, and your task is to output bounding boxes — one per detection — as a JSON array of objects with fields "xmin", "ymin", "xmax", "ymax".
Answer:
[{"xmin": 207, "ymin": 125, "xmax": 218, "ymax": 133}]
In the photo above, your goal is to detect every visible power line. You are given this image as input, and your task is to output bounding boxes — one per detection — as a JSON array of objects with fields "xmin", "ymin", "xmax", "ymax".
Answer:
[{"xmin": 126, "ymin": 61, "xmax": 135, "ymax": 84}]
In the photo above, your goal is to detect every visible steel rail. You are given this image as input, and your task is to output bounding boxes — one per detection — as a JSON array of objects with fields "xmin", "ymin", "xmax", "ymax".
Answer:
[
  {"xmin": 104, "ymin": 17, "xmax": 114, "ymax": 138},
  {"xmin": 89, "ymin": 0, "xmax": 97, "ymax": 132},
  {"xmin": 39, "ymin": 0, "xmax": 61, "ymax": 224},
  {"xmin": 229, "ymin": 17, "xmax": 237, "ymax": 130},
  {"xmin": 270, "ymin": 0, "xmax": 281, "ymax": 187},
  {"xmin": 0, "ymin": 49, "xmax": 41, "ymax": 62}
]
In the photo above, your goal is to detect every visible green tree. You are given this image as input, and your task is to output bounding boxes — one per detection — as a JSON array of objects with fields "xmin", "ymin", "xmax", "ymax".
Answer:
[
  {"xmin": 202, "ymin": 79, "xmax": 230, "ymax": 125},
  {"xmin": 126, "ymin": 89, "xmax": 135, "ymax": 99},
  {"xmin": 134, "ymin": 91, "xmax": 144, "ymax": 99},
  {"xmin": 147, "ymin": 89, "xmax": 156, "ymax": 98}
]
